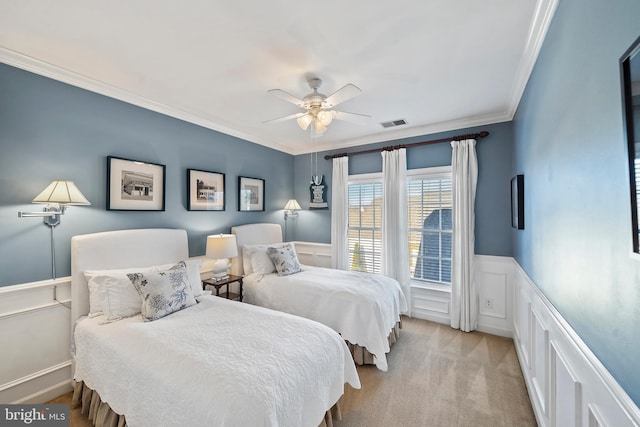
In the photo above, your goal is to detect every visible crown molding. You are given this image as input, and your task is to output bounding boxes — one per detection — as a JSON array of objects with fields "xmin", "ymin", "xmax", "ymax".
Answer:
[
  {"xmin": 1, "ymin": 0, "xmax": 557, "ymax": 159},
  {"xmin": 0, "ymin": 47, "xmax": 295, "ymax": 154},
  {"xmin": 291, "ymin": 110, "xmax": 513, "ymax": 155},
  {"xmin": 505, "ymin": 0, "xmax": 559, "ymax": 119}
]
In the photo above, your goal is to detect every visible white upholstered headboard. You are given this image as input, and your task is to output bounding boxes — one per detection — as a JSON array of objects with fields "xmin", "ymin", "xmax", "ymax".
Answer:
[
  {"xmin": 230, "ymin": 223, "xmax": 283, "ymax": 276},
  {"xmin": 70, "ymin": 228, "xmax": 189, "ymax": 326}
]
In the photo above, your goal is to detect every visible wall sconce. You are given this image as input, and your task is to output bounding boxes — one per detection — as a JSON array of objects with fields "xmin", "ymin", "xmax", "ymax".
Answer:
[
  {"xmin": 18, "ymin": 180, "xmax": 91, "ymax": 282},
  {"xmin": 283, "ymin": 199, "xmax": 301, "ymax": 242},
  {"xmin": 283, "ymin": 199, "xmax": 301, "ymax": 220},
  {"xmin": 206, "ymin": 234, "xmax": 238, "ymax": 281}
]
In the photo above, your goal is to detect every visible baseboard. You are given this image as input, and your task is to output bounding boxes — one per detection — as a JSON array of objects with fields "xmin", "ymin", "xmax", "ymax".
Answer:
[
  {"xmin": 410, "ymin": 309, "xmax": 450, "ymax": 325},
  {"xmin": 14, "ymin": 380, "xmax": 73, "ymax": 404},
  {"xmin": 1, "ymin": 361, "xmax": 73, "ymax": 404}
]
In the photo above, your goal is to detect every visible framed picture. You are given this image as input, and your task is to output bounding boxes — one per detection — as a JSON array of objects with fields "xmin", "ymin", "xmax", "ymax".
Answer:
[
  {"xmin": 620, "ymin": 35, "xmax": 640, "ymax": 253},
  {"xmin": 511, "ymin": 174, "xmax": 524, "ymax": 230},
  {"xmin": 107, "ymin": 156, "xmax": 166, "ymax": 211},
  {"xmin": 187, "ymin": 169, "xmax": 225, "ymax": 211},
  {"xmin": 238, "ymin": 176, "xmax": 264, "ymax": 211}
]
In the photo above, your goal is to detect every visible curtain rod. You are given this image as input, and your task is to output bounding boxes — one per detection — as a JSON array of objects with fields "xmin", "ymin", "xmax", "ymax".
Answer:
[{"xmin": 323, "ymin": 130, "xmax": 490, "ymax": 160}]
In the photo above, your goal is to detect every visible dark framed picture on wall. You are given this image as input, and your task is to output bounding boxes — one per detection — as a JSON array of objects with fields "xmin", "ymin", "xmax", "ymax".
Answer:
[
  {"xmin": 511, "ymin": 174, "xmax": 525, "ymax": 229},
  {"xmin": 187, "ymin": 169, "xmax": 225, "ymax": 211},
  {"xmin": 238, "ymin": 176, "xmax": 264, "ymax": 211},
  {"xmin": 620, "ymin": 35, "xmax": 640, "ymax": 253},
  {"xmin": 107, "ymin": 156, "xmax": 166, "ymax": 211}
]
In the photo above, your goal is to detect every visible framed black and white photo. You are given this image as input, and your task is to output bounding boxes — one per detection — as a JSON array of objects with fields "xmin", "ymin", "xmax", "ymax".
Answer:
[
  {"xmin": 107, "ymin": 156, "xmax": 166, "ymax": 211},
  {"xmin": 511, "ymin": 174, "xmax": 524, "ymax": 229},
  {"xmin": 187, "ymin": 169, "xmax": 225, "ymax": 211},
  {"xmin": 238, "ymin": 176, "xmax": 264, "ymax": 211}
]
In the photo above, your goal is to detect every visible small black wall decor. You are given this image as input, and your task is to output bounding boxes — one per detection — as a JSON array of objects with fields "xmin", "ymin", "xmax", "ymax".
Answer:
[
  {"xmin": 309, "ymin": 175, "xmax": 328, "ymax": 209},
  {"xmin": 511, "ymin": 174, "xmax": 525, "ymax": 230}
]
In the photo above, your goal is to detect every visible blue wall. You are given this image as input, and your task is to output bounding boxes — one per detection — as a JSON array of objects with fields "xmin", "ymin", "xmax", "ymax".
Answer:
[
  {"xmin": 513, "ymin": 0, "xmax": 640, "ymax": 406},
  {"xmin": 293, "ymin": 122, "xmax": 515, "ymax": 258},
  {"xmin": 0, "ymin": 63, "xmax": 294, "ymax": 286}
]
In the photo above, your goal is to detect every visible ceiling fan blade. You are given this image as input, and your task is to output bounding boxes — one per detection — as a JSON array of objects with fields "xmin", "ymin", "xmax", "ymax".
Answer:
[
  {"xmin": 334, "ymin": 110, "xmax": 371, "ymax": 124},
  {"xmin": 267, "ymin": 89, "xmax": 305, "ymax": 107},
  {"xmin": 263, "ymin": 112, "xmax": 304, "ymax": 124},
  {"xmin": 323, "ymin": 84, "xmax": 362, "ymax": 107}
]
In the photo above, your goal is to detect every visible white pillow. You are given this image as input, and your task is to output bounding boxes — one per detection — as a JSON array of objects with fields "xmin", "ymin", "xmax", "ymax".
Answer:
[
  {"xmin": 242, "ymin": 243, "xmax": 287, "ymax": 275},
  {"xmin": 127, "ymin": 261, "xmax": 197, "ymax": 321},
  {"xmin": 242, "ymin": 246, "xmax": 254, "ymax": 275},
  {"xmin": 154, "ymin": 259, "xmax": 203, "ymax": 297},
  {"xmin": 84, "ymin": 265, "xmax": 155, "ymax": 320}
]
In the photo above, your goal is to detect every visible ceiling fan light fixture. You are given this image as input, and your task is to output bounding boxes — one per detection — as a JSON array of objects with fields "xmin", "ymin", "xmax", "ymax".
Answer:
[
  {"xmin": 314, "ymin": 119, "xmax": 327, "ymax": 134},
  {"xmin": 297, "ymin": 114, "xmax": 313, "ymax": 130},
  {"xmin": 266, "ymin": 77, "xmax": 367, "ymax": 134},
  {"xmin": 317, "ymin": 110, "xmax": 335, "ymax": 127}
]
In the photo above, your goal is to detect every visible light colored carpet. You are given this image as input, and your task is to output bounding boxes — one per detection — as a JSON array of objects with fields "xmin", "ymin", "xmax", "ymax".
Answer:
[
  {"xmin": 50, "ymin": 317, "xmax": 536, "ymax": 427},
  {"xmin": 335, "ymin": 317, "xmax": 537, "ymax": 427}
]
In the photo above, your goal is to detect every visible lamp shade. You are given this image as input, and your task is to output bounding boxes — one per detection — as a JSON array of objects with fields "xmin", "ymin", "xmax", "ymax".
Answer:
[
  {"xmin": 317, "ymin": 110, "xmax": 335, "ymax": 126},
  {"xmin": 313, "ymin": 119, "xmax": 327, "ymax": 134},
  {"xmin": 283, "ymin": 199, "xmax": 301, "ymax": 211},
  {"xmin": 206, "ymin": 234, "xmax": 238, "ymax": 260},
  {"xmin": 296, "ymin": 113, "xmax": 313, "ymax": 130},
  {"xmin": 32, "ymin": 181, "xmax": 91, "ymax": 205}
]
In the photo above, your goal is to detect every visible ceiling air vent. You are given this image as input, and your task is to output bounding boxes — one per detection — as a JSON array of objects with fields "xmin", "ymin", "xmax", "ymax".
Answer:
[{"xmin": 380, "ymin": 119, "xmax": 407, "ymax": 128}]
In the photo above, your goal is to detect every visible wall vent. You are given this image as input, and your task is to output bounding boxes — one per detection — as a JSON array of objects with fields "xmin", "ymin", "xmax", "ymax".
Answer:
[{"xmin": 380, "ymin": 119, "xmax": 407, "ymax": 128}]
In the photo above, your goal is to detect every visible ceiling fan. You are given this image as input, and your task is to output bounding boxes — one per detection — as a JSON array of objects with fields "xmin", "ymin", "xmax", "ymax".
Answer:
[{"xmin": 264, "ymin": 76, "xmax": 370, "ymax": 135}]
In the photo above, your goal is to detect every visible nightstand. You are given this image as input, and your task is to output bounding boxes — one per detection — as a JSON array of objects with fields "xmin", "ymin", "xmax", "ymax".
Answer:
[{"xmin": 202, "ymin": 274, "xmax": 243, "ymax": 301}]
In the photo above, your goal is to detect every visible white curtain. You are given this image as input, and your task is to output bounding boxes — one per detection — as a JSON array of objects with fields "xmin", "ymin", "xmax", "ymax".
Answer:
[
  {"xmin": 450, "ymin": 139, "xmax": 478, "ymax": 332},
  {"xmin": 331, "ymin": 156, "xmax": 349, "ymax": 270},
  {"xmin": 381, "ymin": 148, "xmax": 411, "ymax": 315}
]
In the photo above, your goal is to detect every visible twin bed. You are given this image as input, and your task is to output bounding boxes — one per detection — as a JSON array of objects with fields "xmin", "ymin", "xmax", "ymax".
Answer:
[
  {"xmin": 70, "ymin": 228, "xmax": 360, "ymax": 427},
  {"xmin": 231, "ymin": 223, "xmax": 407, "ymax": 371}
]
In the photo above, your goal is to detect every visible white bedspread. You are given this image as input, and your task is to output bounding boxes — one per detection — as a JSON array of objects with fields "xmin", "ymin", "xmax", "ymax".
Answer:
[
  {"xmin": 243, "ymin": 265, "xmax": 408, "ymax": 371},
  {"xmin": 74, "ymin": 295, "xmax": 360, "ymax": 427}
]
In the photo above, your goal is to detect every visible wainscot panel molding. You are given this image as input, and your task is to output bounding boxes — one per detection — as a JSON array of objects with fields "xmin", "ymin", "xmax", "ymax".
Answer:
[
  {"xmin": 4, "ymin": 248, "xmax": 639, "ymax": 427},
  {"xmin": 293, "ymin": 241, "xmax": 332, "ymax": 268},
  {"xmin": 411, "ymin": 255, "xmax": 513, "ymax": 338},
  {"xmin": 0, "ymin": 278, "xmax": 73, "ymax": 404},
  {"xmin": 512, "ymin": 261, "xmax": 640, "ymax": 427}
]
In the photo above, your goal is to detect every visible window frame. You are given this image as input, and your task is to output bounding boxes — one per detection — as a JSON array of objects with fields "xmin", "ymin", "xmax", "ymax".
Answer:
[
  {"xmin": 407, "ymin": 166, "xmax": 453, "ymax": 289},
  {"xmin": 345, "ymin": 166, "xmax": 453, "ymax": 287},
  {"xmin": 347, "ymin": 173, "xmax": 384, "ymax": 274}
]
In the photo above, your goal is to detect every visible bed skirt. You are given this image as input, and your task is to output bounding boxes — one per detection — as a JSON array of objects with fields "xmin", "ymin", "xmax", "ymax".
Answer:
[
  {"xmin": 72, "ymin": 380, "xmax": 342, "ymax": 427},
  {"xmin": 346, "ymin": 320, "xmax": 401, "ymax": 366}
]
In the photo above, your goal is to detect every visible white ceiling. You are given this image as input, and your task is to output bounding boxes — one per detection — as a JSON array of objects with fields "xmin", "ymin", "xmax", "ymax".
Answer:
[{"xmin": 0, "ymin": 0, "xmax": 557, "ymax": 155}]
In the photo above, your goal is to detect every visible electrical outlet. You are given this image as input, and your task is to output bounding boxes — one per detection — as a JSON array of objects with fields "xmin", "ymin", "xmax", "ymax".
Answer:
[{"xmin": 485, "ymin": 298, "xmax": 494, "ymax": 309}]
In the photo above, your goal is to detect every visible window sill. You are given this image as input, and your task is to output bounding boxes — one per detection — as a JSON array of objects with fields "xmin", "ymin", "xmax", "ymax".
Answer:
[{"xmin": 410, "ymin": 281, "xmax": 451, "ymax": 293}]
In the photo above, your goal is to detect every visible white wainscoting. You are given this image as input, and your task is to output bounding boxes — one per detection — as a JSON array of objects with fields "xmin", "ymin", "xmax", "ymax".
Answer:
[
  {"xmin": 0, "ymin": 278, "xmax": 73, "ymax": 404},
  {"xmin": 513, "ymin": 261, "xmax": 640, "ymax": 427},
  {"xmin": 411, "ymin": 255, "xmax": 514, "ymax": 337},
  {"xmin": 293, "ymin": 241, "xmax": 332, "ymax": 268},
  {"xmin": 3, "ymin": 246, "xmax": 640, "ymax": 427}
]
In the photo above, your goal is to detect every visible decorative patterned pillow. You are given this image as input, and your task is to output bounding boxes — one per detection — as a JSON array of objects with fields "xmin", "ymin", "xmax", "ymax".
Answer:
[
  {"xmin": 152, "ymin": 259, "xmax": 204, "ymax": 297},
  {"xmin": 266, "ymin": 243, "xmax": 302, "ymax": 277},
  {"xmin": 127, "ymin": 261, "xmax": 197, "ymax": 321}
]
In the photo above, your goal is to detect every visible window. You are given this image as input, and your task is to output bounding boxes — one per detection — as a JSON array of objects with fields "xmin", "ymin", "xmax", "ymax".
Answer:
[
  {"xmin": 407, "ymin": 167, "xmax": 452, "ymax": 285},
  {"xmin": 347, "ymin": 175, "xmax": 383, "ymax": 274},
  {"xmin": 346, "ymin": 167, "xmax": 452, "ymax": 283}
]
